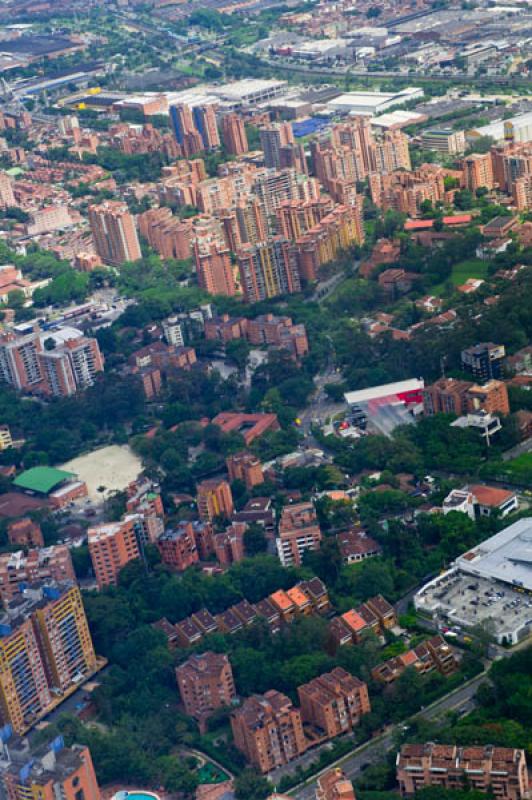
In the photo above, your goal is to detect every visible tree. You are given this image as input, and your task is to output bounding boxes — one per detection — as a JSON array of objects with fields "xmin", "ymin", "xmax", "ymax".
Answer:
[
  {"xmin": 234, "ymin": 769, "xmax": 272, "ymax": 800},
  {"xmin": 243, "ymin": 522, "xmax": 268, "ymax": 556}
]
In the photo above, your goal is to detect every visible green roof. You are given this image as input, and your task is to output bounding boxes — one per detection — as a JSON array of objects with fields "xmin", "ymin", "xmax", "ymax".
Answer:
[
  {"xmin": 13, "ymin": 466, "xmax": 76, "ymax": 494},
  {"xmin": 6, "ymin": 167, "xmax": 24, "ymax": 177}
]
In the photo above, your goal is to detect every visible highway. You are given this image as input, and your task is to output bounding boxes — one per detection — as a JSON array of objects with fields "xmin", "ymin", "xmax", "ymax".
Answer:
[{"xmin": 285, "ymin": 672, "xmax": 488, "ymax": 799}]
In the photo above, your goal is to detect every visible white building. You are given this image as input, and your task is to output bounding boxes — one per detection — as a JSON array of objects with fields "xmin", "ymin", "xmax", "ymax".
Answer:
[{"xmin": 326, "ymin": 87, "xmax": 423, "ymax": 117}]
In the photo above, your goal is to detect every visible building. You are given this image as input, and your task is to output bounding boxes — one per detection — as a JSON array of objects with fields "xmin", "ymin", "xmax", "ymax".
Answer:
[
  {"xmin": 421, "ymin": 129, "xmax": 465, "ymax": 155},
  {"xmin": 372, "ymin": 635, "xmax": 458, "ymax": 684},
  {"xmin": 316, "ymin": 769, "xmax": 356, "ymax": 800},
  {"xmin": 176, "ymin": 652, "xmax": 236, "ymax": 731},
  {"xmin": 260, "ymin": 122, "xmax": 294, "ymax": 170},
  {"xmin": 337, "ymin": 529, "xmax": 381, "ymax": 564},
  {"xmin": 196, "ymin": 478, "xmax": 234, "ymax": 522},
  {"xmin": 424, "ymin": 378, "xmax": 474, "ymax": 416},
  {"xmin": 88, "ymin": 201, "xmax": 141, "ymax": 266},
  {"xmin": 138, "ymin": 207, "xmax": 192, "ymax": 261},
  {"xmin": 226, "ymin": 451, "xmax": 264, "ymax": 491},
  {"xmin": 213, "ymin": 523, "xmax": 247, "ymax": 567},
  {"xmin": 38, "ymin": 332, "xmax": 104, "ymax": 397},
  {"xmin": 195, "ymin": 244, "xmax": 237, "ymax": 297},
  {"xmin": 221, "ymin": 114, "xmax": 248, "ymax": 156},
  {"xmin": 0, "ymin": 171, "xmax": 16, "ymax": 208},
  {"xmin": 26, "ymin": 206, "xmax": 73, "ymax": 236},
  {"xmin": 298, "ymin": 668, "xmax": 370, "ymax": 739},
  {"xmin": 397, "ymin": 744, "xmax": 529, "ymax": 800},
  {"xmin": 88, "ymin": 518, "xmax": 140, "ymax": 588},
  {"xmin": 415, "ymin": 518, "xmax": 532, "ymax": 644},
  {"xmin": 157, "ymin": 524, "xmax": 199, "ymax": 571},
  {"xmin": 461, "ymin": 343, "xmax": 505, "ymax": 382},
  {"xmin": 444, "ymin": 485, "xmax": 518, "ymax": 519},
  {"xmin": 463, "ymin": 153, "xmax": 494, "ymax": 192},
  {"xmin": 0, "ymin": 546, "xmax": 75, "ymax": 602},
  {"xmin": 277, "ymin": 502, "xmax": 322, "ymax": 567},
  {"xmin": 231, "ymin": 690, "xmax": 307, "ymax": 772},
  {"xmin": 0, "ymin": 737, "xmax": 100, "ymax": 800},
  {"xmin": 7, "ymin": 517, "xmax": 43, "ymax": 547},
  {"xmin": 466, "ymin": 380, "xmax": 509, "ymax": 415},
  {"xmin": 327, "ymin": 88, "xmax": 423, "ymax": 116},
  {"xmin": 211, "ymin": 412, "xmax": 279, "ymax": 445},
  {"xmin": 0, "ymin": 583, "xmax": 98, "ymax": 734},
  {"xmin": 194, "ymin": 104, "xmax": 220, "ymax": 150},
  {"xmin": 237, "ymin": 237, "xmax": 300, "ymax": 303}
]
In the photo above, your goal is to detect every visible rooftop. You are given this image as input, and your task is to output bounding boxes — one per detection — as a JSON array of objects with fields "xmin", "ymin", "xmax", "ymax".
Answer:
[
  {"xmin": 455, "ymin": 517, "xmax": 532, "ymax": 589},
  {"xmin": 13, "ymin": 466, "xmax": 75, "ymax": 495}
]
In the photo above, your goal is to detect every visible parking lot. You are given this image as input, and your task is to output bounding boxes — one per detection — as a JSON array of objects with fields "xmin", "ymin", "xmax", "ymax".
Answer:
[{"xmin": 415, "ymin": 570, "xmax": 532, "ymax": 645}]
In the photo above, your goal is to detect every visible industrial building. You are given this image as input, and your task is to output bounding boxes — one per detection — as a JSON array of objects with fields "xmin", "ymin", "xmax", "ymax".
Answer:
[
  {"xmin": 327, "ymin": 87, "xmax": 423, "ymax": 117},
  {"xmin": 415, "ymin": 518, "xmax": 532, "ymax": 644}
]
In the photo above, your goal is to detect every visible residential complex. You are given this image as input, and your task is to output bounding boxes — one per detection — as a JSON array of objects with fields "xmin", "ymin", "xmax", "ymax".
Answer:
[
  {"xmin": 88, "ymin": 518, "xmax": 141, "ymax": 588},
  {"xmin": 298, "ymin": 668, "xmax": 371, "ymax": 739},
  {"xmin": 88, "ymin": 200, "xmax": 141, "ymax": 266},
  {"xmin": 277, "ymin": 502, "xmax": 322, "ymax": 566},
  {"xmin": 397, "ymin": 744, "xmax": 529, "ymax": 800}
]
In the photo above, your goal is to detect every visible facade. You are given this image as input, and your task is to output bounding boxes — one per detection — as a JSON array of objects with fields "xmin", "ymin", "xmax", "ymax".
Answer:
[
  {"xmin": 316, "ymin": 769, "xmax": 356, "ymax": 800},
  {"xmin": 231, "ymin": 690, "xmax": 307, "ymax": 772},
  {"xmin": 7, "ymin": 517, "xmax": 44, "ymax": 547},
  {"xmin": 421, "ymin": 128, "xmax": 466, "ymax": 154},
  {"xmin": 372, "ymin": 635, "xmax": 458, "ymax": 684},
  {"xmin": 138, "ymin": 207, "xmax": 192, "ymax": 261},
  {"xmin": 195, "ymin": 244, "xmax": 237, "ymax": 297},
  {"xmin": 277, "ymin": 502, "xmax": 322, "ymax": 567},
  {"xmin": 157, "ymin": 524, "xmax": 199, "ymax": 571},
  {"xmin": 463, "ymin": 153, "xmax": 494, "ymax": 192},
  {"xmin": 88, "ymin": 518, "xmax": 140, "ymax": 588},
  {"xmin": 260, "ymin": 122, "xmax": 295, "ymax": 170},
  {"xmin": 221, "ymin": 114, "xmax": 248, "ymax": 156},
  {"xmin": 196, "ymin": 478, "xmax": 234, "ymax": 522},
  {"xmin": 237, "ymin": 238, "xmax": 300, "ymax": 303},
  {"xmin": 397, "ymin": 743, "xmax": 529, "ymax": 800},
  {"xmin": 88, "ymin": 201, "xmax": 141, "ymax": 266},
  {"xmin": 213, "ymin": 522, "xmax": 247, "ymax": 567},
  {"xmin": 0, "ymin": 171, "xmax": 16, "ymax": 208},
  {"xmin": 176, "ymin": 652, "xmax": 236, "ymax": 730},
  {"xmin": 0, "ymin": 738, "xmax": 100, "ymax": 800},
  {"xmin": 466, "ymin": 380, "xmax": 509, "ymax": 416},
  {"xmin": 298, "ymin": 668, "xmax": 370, "ymax": 739}
]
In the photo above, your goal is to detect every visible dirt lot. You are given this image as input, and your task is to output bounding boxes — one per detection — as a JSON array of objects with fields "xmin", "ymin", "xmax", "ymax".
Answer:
[{"xmin": 60, "ymin": 445, "xmax": 143, "ymax": 500}]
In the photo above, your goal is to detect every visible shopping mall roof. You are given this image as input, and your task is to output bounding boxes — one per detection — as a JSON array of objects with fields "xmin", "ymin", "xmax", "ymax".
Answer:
[
  {"xmin": 13, "ymin": 466, "xmax": 75, "ymax": 495},
  {"xmin": 455, "ymin": 517, "xmax": 532, "ymax": 590}
]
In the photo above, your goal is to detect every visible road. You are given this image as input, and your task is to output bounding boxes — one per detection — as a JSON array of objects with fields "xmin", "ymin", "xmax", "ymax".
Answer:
[{"xmin": 285, "ymin": 673, "xmax": 488, "ymax": 799}]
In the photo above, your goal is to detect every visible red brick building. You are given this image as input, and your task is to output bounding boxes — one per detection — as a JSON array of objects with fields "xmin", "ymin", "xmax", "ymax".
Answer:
[{"xmin": 176, "ymin": 652, "xmax": 236, "ymax": 732}]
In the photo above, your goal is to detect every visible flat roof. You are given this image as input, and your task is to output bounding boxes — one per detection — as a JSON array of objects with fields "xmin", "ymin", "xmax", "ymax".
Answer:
[
  {"xmin": 13, "ymin": 467, "xmax": 75, "ymax": 495},
  {"xmin": 455, "ymin": 518, "xmax": 532, "ymax": 590},
  {"xmin": 345, "ymin": 378, "xmax": 424, "ymax": 405}
]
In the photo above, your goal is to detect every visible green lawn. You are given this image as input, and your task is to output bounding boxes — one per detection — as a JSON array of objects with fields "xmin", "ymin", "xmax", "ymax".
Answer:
[
  {"xmin": 432, "ymin": 258, "xmax": 489, "ymax": 296},
  {"xmin": 197, "ymin": 762, "xmax": 229, "ymax": 785},
  {"xmin": 482, "ymin": 452, "xmax": 532, "ymax": 486}
]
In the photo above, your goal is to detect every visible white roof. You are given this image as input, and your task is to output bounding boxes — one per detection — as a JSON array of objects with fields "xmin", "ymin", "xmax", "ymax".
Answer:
[
  {"xmin": 39, "ymin": 326, "xmax": 82, "ymax": 346},
  {"xmin": 455, "ymin": 517, "xmax": 532, "ymax": 590},
  {"xmin": 371, "ymin": 109, "xmax": 425, "ymax": 128},
  {"xmin": 210, "ymin": 79, "xmax": 287, "ymax": 100},
  {"xmin": 345, "ymin": 378, "xmax": 424, "ymax": 405}
]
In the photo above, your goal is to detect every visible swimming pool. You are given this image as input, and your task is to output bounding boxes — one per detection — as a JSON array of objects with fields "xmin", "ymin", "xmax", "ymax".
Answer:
[{"xmin": 113, "ymin": 791, "xmax": 160, "ymax": 800}]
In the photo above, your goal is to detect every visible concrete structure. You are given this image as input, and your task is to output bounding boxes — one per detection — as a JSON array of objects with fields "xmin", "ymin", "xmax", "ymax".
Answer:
[
  {"xmin": 88, "ymin": 518, "xmax": 140, "ymax": 588},
  {"xmin": 372, "ymin": 635, "xmax": 458, "ymax": 684},
  {"xmin": 157, "ymin": 525, "xmax": 199, "ymax": 571},
  {"xmin": 176, "ymin": 652, "xmax": 236, "ymax": 731},
  {"xmin": 88, "ymin": 201, "xmax": 141, "ymax": 266},
  {"xmin": 260, "ymin": 122, "xmax": 294, "ymax": 170},
  {"xmin": 327, "ymin": 87, "xmax": 423, "ymax": 116},
  {"xmin": 397, "ymin": 743, "xmax": 529, "ymax": 800},
  {"xmin": 316, "ymin": 769, "xmax": 356, "ymax": 800},
  {"xmin": 237, "ymin": 237, "xmax": 300, "ymax": 303},
  {"xmin": 211, "ymin": 412, "xmax": 279, "ymax": 445},
  {"xmin": 277, "ymin": 502, "xmax": 322, "ymax": 567},
  {"xmin": 298, "ymin": 668, "xmax": 370, "ymax": 739},
  {"xmin": 231, "ymin": 690, "xmax": 307, "ymax": 772},
  {"xmin": 7, "ymin": 517, "xmax": 43, "ymax": 548},
  {"xmin": 461, "ymin": 343, "xmax": 505, "ymax": 382},
  {"xmin": 220, "ymin": 114, "xmax": 248, "ymax": 156},
  {"xmin": 226, "ymin": 452, "xmax": 264, "ymax": 491}
]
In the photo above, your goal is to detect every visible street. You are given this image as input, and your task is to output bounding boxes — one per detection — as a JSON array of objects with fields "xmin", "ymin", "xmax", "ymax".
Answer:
[{"xmin": 285, "ymin": 673, "xmax": 488, "ymax": 799}]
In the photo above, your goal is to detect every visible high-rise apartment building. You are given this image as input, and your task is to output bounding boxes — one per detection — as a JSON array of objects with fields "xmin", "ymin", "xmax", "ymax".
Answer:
[
  {"xmin": 39, "ymin": 335, "xmax": 104, "ymax": 397},
  {"xmin": 88, "ymin": 519, "xmax": 140, "ymax": 588},
  {"xmin": 463, "ymin": 153, "xmax": 494, "ymax": 192},
  {"xmin": 0, "ymin": 331, "xmax": 43, "ymax": 391},
  {"xmin": 260, "ymin": 122, "xmax": 295, "ymax": 169},
  {"xmin": 0, "ymin": 583, "xmax": 98, "ymax": 734},
  {"xmin": 7, "ymin": 518, "xmax": 44, "ymax": 548},
  {"xmin": 138, "ymin": 207, "xmax": 193, "ymax": 261},
  {"xmin": 88, "ymin": 201, "xmax": 141, "ymax": 266},
  {"xmin": 237, "ymin": 237, "xmax": 300, "ymax": 303},
  {"xmin": 196, "ymin": 478, "xmax": 234, "ymax": 522},
  {"xmin": 170, "ymin": 103, "xmax": 207, "ymax": 157},
  {"xmin": 0, "ymin": 171, "xmax": 16, "ymax": 208},
  {"xmin": 194, "ymin": 244, "xmax": 237, "ymax": 297},
  {"xmin": 193, "ymin": 104, "xmax": 220, "ymax": 150},
  {"xmin": 297, "ymin": 668, "xmax": 371, "ymax": 739},
  {"xmin": 397, "ymin": 744, "xmax": 529, "ymax": 800},
  {"xmin": 1, "ymin": 737, "xmax": 101, "ymax": 800},
  {"xmin": 32, "ymin": 584, "xmax": 97, "ymax": 694},
  {"xmin": 461, "ymin": 343, "xmax": 505, "ymax": 382},
  {"xmin": 176, "ymin": 652, "xmax": 236, "ymax": 730},
  {"xmin": 231, "ymin": 690, "xmax": 307, "ymax": 772},
  {"xmin": 221, "ymin": 114, "xmax": 248, "ymax": 156},
  {"xmin": 277, "ymin": 502, "xmax": 322, "ymax": 567}
]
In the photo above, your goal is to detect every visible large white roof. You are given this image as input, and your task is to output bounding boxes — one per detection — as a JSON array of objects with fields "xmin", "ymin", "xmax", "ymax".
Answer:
[
  {"xmin": 455, "ymin": 518, "xmax": 532, "ymax": 590},
  {"xmin": 344, "ymin": 378, "xmax": 424, "ymax": 405}
]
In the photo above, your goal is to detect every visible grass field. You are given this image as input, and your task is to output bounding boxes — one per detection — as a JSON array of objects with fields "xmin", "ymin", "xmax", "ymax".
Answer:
[
  {"xmin": 482, "ymin": 452, "xmax": 532, "ymax": 486},
  {"xmin": 432, "ymin": 258, "xmax": 489, "ymax": 296}
]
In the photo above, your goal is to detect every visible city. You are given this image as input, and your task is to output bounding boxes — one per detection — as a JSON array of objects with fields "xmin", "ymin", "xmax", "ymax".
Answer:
[{"xmin": 0, "ymin": 3, "xmax": 531, "ymax": 800}]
